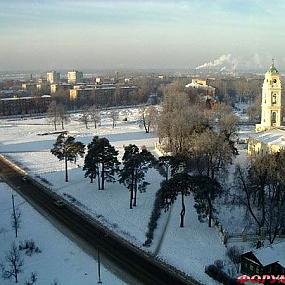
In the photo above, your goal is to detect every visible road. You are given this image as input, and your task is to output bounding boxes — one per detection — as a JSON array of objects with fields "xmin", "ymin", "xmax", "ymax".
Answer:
[{"xmin": 0, "ymin": 156, "xmax": 202, "ymax": 285}]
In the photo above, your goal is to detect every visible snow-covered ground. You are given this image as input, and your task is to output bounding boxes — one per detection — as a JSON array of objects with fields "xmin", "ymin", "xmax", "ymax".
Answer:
[
  {"xmin": 0, "ymin": 109, "xmax": 256, "ymax": 284},
  {"xmin": 0, "ymin": 182, "xmax": 127, "ymax": 285},
  {"xmin": 158, "ymin": 196, "xmax": 226, "ymax": 284},
  {"xmin": 0, "ymin": 109, "xmax": 160, "ymax": 246}
]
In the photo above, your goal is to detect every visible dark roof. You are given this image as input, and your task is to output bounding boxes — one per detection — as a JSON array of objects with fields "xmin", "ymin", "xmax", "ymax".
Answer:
[
  {"xmin": 241, "ymin": 251, "xmax": 262, "ymax": 265},
  {"xmin": 242, "ymin": 242, "xmax": 285, "ymax": 268}
]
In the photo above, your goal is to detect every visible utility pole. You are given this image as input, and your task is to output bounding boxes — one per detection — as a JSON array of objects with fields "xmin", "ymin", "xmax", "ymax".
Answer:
[{"xmin": 97, "ymin": 248, "xmax": 102, "ymax": 284}]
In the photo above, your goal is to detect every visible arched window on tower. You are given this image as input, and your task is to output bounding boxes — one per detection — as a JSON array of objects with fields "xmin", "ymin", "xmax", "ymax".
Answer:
[
  {"xmin": 271, "ymin": 111, "xmax": 277, "ymax": 126},
  {"xmin": 272, "ymin": 94, "xmax": 277, "ymax": 105}
]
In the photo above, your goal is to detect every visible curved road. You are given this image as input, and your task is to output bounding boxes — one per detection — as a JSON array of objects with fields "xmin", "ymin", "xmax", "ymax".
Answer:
[{"xmin": 0, "ymin": 156, "xmax": 202, "ymax": 285}]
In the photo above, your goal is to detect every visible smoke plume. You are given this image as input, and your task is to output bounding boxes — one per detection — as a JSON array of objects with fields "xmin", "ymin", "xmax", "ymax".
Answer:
[{"xmin": 196, "ymin": 54, "xmax": 238, "ymax": 71}]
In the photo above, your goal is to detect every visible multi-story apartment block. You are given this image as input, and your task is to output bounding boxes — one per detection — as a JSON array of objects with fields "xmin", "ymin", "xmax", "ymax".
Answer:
[
  {"xmin": 50, "ymin": 83, "xmax": 72, "ymax": 94},
  {"xmin": 0, "ymin": 95, "xmax": 51, "ymax": 116},
  {"xmin": 69, "ymin": 84, "xmax": 137, "ymax": 106},
  {"xmin": 47, "ymin": 71, "xmax": 60, "ymax": 84},
  {"xmin": 67, "ymin": 70, "xmax": 83, "ymax": 84}
]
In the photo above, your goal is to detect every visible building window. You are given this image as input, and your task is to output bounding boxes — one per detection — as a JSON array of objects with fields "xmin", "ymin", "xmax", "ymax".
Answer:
[
  {"xmin": 272, "ymin": 112, "xmax": 277, "ymax": 124},
  {"xmin": 272, "ymin": 94, "xmax": 277, "ymax": 104}
]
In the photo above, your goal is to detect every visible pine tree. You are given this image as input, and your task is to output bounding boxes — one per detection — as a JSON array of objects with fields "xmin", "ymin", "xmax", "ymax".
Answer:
[
  {"xmin": 51, "ymin": 134, "xmax": 85, "ymax": 182},
  {"xmin": 192, "ymin": 175, "xmax": 222, "ymax": 227},
  {"xmin": 119, "ymin": 144, "xmax": 156, "ymax": 209},
  {"xmin": 157, "ymin": 156, "xmax": 172, "ymax": 181},
  {"xmin": 160, "ymin": 172, "xmax": 221, "ymax": 227},
  {"xmin": 160, "ymin": 173, "xmax": 192, "ymax": 227},
  {"xmin": 83, "ymin": 136, "xmax": 119, "ymax": 190}
]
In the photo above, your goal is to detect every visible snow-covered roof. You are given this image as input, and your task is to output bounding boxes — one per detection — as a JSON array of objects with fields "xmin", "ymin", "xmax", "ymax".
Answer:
[
  {"xmin": 95, "ymin": 86, "xmax": 116, "ymax": 90},
  {"xmin": 250, "ymin": 128, "xmax": 285, "ymax": 148},
  {"xmin": 0, "ymin": 90, "xmax": 20, "ymax": 94},
  {"xmin": 252, "ymin": 241, "xmax": 285, "ymax": 267},
  {"xmin": 1, "ymin": 96, "xmax": 32, "ymax": 101},
  {"xmin": 1, "ymin": 95, "xmax": 51, "ymax": 101},
  {"xmin": 185, "ymin": 82, "xmax": 215, "ymax": 90},
  {"xmin": 120, "ymin": 86, "xmax": 137, "ymax": 89}
]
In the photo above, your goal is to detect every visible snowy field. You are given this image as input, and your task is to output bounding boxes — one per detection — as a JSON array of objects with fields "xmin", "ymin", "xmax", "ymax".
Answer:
[
  {"xmin": 0, "ymin": 182, "xmax": 127, "ymax": 285},
  {"xmin": 0, "ymin": 109, "xmax": 256, "ymax": 284},
  {"xmin": 0, "ymin": 109, "xmax": 160, "ymax": 246}
]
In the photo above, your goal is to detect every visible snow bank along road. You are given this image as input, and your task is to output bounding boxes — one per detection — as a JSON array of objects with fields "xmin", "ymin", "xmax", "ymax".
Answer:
[{"xmin": 0, "ymin": 155, "xmax": 203, "ymax": 285}]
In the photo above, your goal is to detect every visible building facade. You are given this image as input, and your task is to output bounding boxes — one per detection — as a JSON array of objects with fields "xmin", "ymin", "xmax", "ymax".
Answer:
[
  {"xmin": 185, "ymin": 78, "xmax": 216, "ymax": 97},
  {"xmin": 67, "ymin": 70, "xmax": 83, "ymax": 84},
  {"xmin": 0, "ymin": 95, "xmax": 52, "ymax": 116},
  {"xmin": 69, "ymin": 84, "xmax": 137, "ymax": 107},
  {"xmin": 50, "ymin": 83, "xmax": 72, "ymax": 94},
  {"xmin": 248, "ymin": 63, "xmax": 285, "ymax": 156},
  {"xmin": 47, "ymin": 71, "xmax": 60, "ymax": 84},
  {"xmin": 256, "ymin": 63, "xmax": 282, "ymax": 132}
]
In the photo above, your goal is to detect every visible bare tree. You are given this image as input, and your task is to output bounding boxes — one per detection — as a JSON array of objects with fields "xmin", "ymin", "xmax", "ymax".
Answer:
[
  {"xmin": 1, "ymin": 242, "xmax": 24, "ymax": 283},
  {"xmin": 190, "ymin": 129, "xmax": 234, "ymax": 179},
  {"xmin": 25, "ymin": 272, "xmax": 37, "ymax": 285},
  {"xmin": 11, "ymin": 195, "xmax": 21, "ymax": 238},
  {"xmin": 247, "ymin": 101, "xmax": 261, "ymax": 122},
  {"xmin": 88, "ymin": 105, "xmax": 101, "ymax": 128},
  {"xmin": 58, "ymin": 104, "xmax": 70, "ymax": 130},
  {"xmin": 80, "ymin": 106, "xmax": 90, "ymax": 129},
  {"xmin": 158, "ymin": 91, "xmax": 209, "ymax": 154},
  {"xmin": 140, "ymin": 106, "xmax": 159, "ymax": 133},
  {"xmin": 234, "ymin": 151, "xmax": 285, "ymax": 243},
  {"xmin": 226, "ymin": 246, "xmax": 241, "ymax": 273},
  {"xmin": 109, "ymin": 110, "xmax": 119, "ymax": 128},
  {"xmin": 47, "ymin": 101, "xmax": 60, "ymax": 131}
]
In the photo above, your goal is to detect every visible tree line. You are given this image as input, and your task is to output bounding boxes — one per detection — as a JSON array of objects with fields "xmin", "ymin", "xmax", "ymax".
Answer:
[
  {"xmin": 233, "ymin": 151, "xmax": 285, "ymax": 244},
  {"xmin": 50, "ymin": 133, "xmax": 224, "ymax": 225},
  {"xmin": 47, "ymin": 101, "xmax": 160, "ymax": 133}
]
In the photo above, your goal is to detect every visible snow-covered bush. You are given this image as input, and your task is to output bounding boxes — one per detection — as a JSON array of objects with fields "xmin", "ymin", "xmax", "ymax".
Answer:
[
  {"xmin": 19, "ymin": 239, "xmax": 41, "ymax": 256},
  {"xmin": 226, "ymin": 246, "xmax": 241, "ymax": 273},
  {"xmin": 205, "ymin": 264, "xmax": 239, "ymax": 285}
]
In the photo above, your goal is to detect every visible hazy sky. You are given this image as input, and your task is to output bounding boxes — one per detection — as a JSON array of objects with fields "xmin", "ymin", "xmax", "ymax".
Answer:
[{"xmin": 1, "ymin": 0, "xmax": 285, "ymax": 71}]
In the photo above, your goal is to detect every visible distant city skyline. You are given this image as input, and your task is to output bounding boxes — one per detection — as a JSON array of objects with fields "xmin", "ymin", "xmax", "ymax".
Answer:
[{"xmin": 1, "ymin": 0, "xmax": 285, "ymax": 71}]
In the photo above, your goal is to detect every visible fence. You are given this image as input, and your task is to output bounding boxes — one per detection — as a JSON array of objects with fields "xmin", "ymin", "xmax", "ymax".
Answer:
[{"xmin": 211, "ymin": 216, "xmax": 285, "ymax": 245}]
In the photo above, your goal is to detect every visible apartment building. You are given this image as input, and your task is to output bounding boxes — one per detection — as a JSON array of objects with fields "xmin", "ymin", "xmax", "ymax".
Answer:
[
  {"xmin": 47, "ymin": 71, "xmax": 60, "ymax": 84},
  {"xmin": 67, "ymin": 70, "xmax": 83, "ymax": 84}
]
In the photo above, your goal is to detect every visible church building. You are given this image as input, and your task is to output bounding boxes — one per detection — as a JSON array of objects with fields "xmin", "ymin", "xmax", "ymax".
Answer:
[{"xmin": 248, "ymin": 62, "xmax": 285, "ymax": 156}]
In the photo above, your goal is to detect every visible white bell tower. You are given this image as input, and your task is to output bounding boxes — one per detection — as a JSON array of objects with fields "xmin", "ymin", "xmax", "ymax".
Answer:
[{"xmin": 256, "ymin": 60, "xmax": 282, "ymax": 132}]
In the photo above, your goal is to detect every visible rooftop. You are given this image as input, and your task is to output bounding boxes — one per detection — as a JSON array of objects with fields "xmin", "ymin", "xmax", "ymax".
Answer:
[
  {"xmin": 268, "ymin": 63, "xmax": 279, "ymax": 74},
  {"xmin": 1, "ymin": 95, "xmax": 51, "ymax": 101},
  {"xmin": 250, "ymin": 128, "xmax": 285, "ymax": 148},
  {"xmin": 251, "ymin": 241, "xmax": 285, "ymax": 267}
]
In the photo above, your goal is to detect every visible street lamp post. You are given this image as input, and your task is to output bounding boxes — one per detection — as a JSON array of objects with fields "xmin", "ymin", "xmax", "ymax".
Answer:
[{"xmin": 97, "ymin": 248, "xmax": 102, "ymax": 284}]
